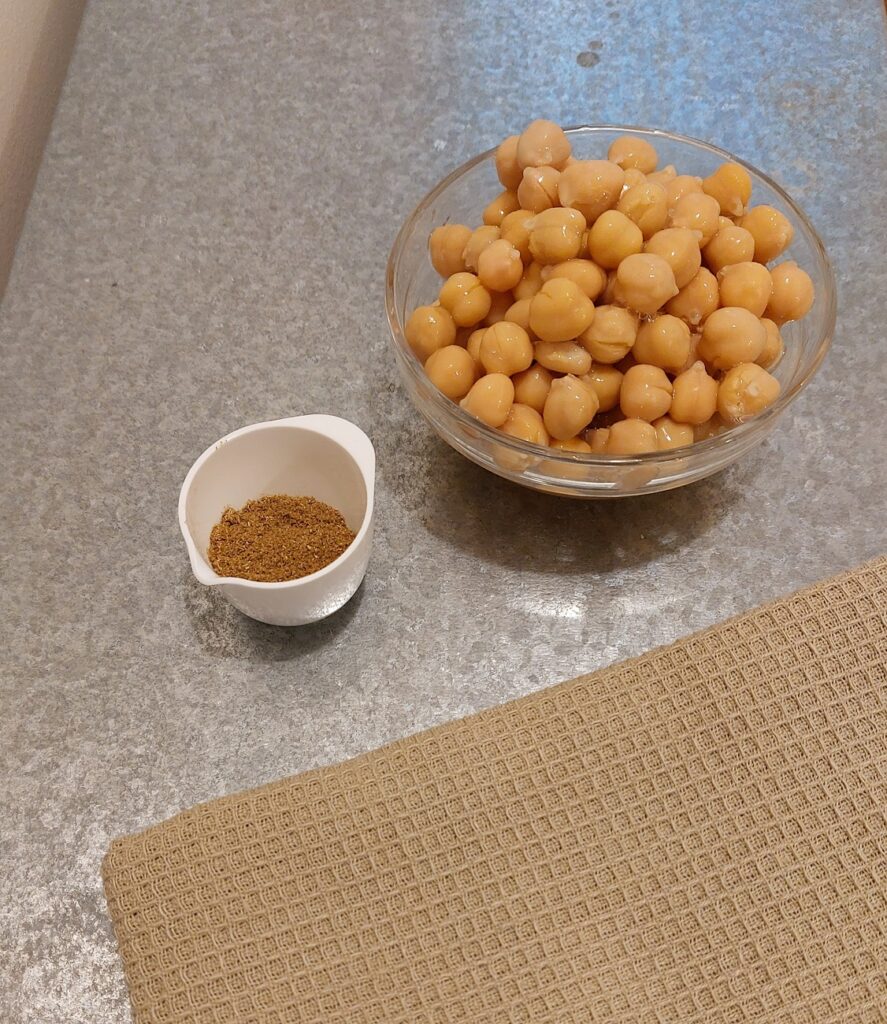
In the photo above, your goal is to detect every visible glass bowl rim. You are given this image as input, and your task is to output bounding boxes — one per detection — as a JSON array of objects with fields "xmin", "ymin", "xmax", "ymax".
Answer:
[{"xmin": 385, "ymin": 124, "xmax": 837, "ymax": 465}]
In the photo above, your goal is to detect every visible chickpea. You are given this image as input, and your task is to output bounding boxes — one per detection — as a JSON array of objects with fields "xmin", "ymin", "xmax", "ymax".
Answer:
[
  {"xmin": 543, "ymin": 374, "xmax": 600, "ymax": 440},
  {"xmin": 665, "ymin": 174, "xmax": 704, "ymax": 210},
  {"xmin": 528, "ymin": 207, "xmax": 587, "ymax": 264},
  {"xmin": 405, "ymin": 304, "xmax": 457, "ymax": 361},
  {"xmin": 534, "ymin": 340, "xmax": 592, "ymax": 376},
  {"xmin": 717, "ymin": 261, "xmax": 773, "ymax": 317},
  {"xmin": 647, "ymin": 164, "xmax": 677, "ymax": 185},
  {"xmin": 439, "ymin": 271, "xmax": 493, "ymax": 327},
  {"xmin": 479, "ymin": 321, "xmax": 533, "ymax": 375},
  {"xmin": 606, "ymin": 418, "xmax": 658, "ymax": 454},
  {"xmin": 669, "ymin": 192, "xmax": 721, "ymax": 245},
  {"xmin": 644, "ymin": 227, "xmax": 702, "ymax": 289},
  {"xmin": 484, "ymin": 289, "xmax": 514, "ymax": 324},
  {"xmin": 717, "ymin": 362, "xmax": 781, "ymax": 423},
  {"xmin": 669, "ymin": 360, "xmax": 719, "ymax": 425},
  {"xmin": 462, "ymin": 225, "xmax": 501, "ymax": 272},
  {"xmin": 558, "ymin": 160, "xmax": 625, "ymax": 221},
  {"xmin": 504, "ymin": 297, "xmax": 533, "ymax": 332},
  {"xmin": 717, "ymin": 215, "xmax": 733, "ymax": 231},
  {"xmin": 517, "ymin": 165, "xmax": 561, "ymax": 212},
  {"xmin": 616, "ymin": 181, "xmax": 669, "ymax": 239},
  {"xmin": 580, "ymin": 363, "xmax": 623, "ymax": 412},
  {"xmin": 466, "ymin": 328, "xmax": 485, "ymax": 370},
  {"xmin": 698, "ymin": 306, "xmax": 766, "ymax": 370},
  {"xmin": 542, "ymin": 259, "xmax": 607, "ymax": 300},
  {"xmin": 614, "ymin": 253, "xmax": 679, "ymax": 314},
  {"xmin": 587, "ymin": 210, "xmax": 644, "ymax": 269},
  {"xmin": 622, "ymin": 167, "xmax": 647, "ymax": 189},
  {"xmin": 460, "ymin": 372, "xmax": 515, "ymax": 427},
  {"xmin": 424, "ymin": 344, "xmax": 477, "ymax": 400},
  {"xmin": 513, "ymin": 260, "xmax": 545, "ymax": 300},
  {"xmin": 529, "ymin": 278, "xmax": 595, "ymax": 342},
  {"xmin": 587, "ymin": 428, "xmax": 610, "ymax": 453},
  {"xmin": 632, "ymin": 314, "xmax": 692, "ymax": 372},
  {"xmin": 483, "ymin": 190, "xmax": 520, "ymax": 227},
  {"xmin": 495, "ymin": 135, "xmax": 522, "ymax": 191},
  {"xmin": 676, "ymin": 330, "xmax": 702, "ymax": 374},
  {"xmin": 757, "ymin": 318, "xmax": 784, "ymax": 369},
  {"xmin": 765, "ymin": 260, "xmax": 814, "ymax": 324},
  {"xmin": 501, "ymin": 403, "xmax": 549, "ymax": 446},
  {"xmin": 579, "ymin": 304, "xmax": 638, "ymax": 363},
  {"xmin": 703, "ymin": 224, "xmax": 756, "ymax": 274},
  {"xmin": 477, "ymin": 238, "xmax": 524, "ymax": 292},
  {"xmin": 608, "ymin": 135, "xmax": 658, "ymax": 174},
  {"xmin": 428, "ymin": 224, "xmax": 472, "ymax": 277},
  {"xmin": 516, "ymin": 119, "xmax": 572, "ymax": 170},
  {"xmin": 620, "ymin": 363, "xmax": 673, "ymax": 421},
  {"xmin": 552, "ymin": 437, "xmax": 593, "ymax": 453},
  {"xmin": 653, "ymin": 415, "xmax": 694, "ymax": 450},
  {"xmin": 664, "ymin": 267, "xmax": 719, "ymax": 327},
  {"xmin": 702, "ymin": 162, "xmax": 752, "ymax": 217},
  {"xmin": 739, "ymin": 204, "xmax": 794, "ymax": 264},
  {"xmin": 499, "ymin": 208, "xmax": 534, "ymax": 262},
  {"xmin": 513, "ymin": 363, "xmax": 552, "ymax": 412}
]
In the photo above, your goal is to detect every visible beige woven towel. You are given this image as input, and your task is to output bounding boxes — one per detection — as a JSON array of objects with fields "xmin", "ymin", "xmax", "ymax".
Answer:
[{"xmin": 104, "ymin": 557, "xmax": 887, "ymax": 1024}]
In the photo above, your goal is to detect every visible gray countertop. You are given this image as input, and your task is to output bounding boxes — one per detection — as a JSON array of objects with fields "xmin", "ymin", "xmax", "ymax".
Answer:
[{"xmin": 2, "ymin": 1, "xmax": 885, "ymax": 1020}]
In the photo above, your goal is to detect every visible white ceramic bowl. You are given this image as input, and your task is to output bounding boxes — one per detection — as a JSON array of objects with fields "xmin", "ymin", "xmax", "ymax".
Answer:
[{"xmin": 179, "ymin": 415, "xmax": 375, "ymax": 626}]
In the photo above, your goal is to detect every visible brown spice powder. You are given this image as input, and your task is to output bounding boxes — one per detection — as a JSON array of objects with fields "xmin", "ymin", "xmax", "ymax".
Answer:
[{"xmin": 208, "ymin": 495, "xmax": 356, "ymax": 583}]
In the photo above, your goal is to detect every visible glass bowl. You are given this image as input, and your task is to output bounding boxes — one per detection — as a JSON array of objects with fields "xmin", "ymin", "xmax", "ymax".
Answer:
[{"xmin": 385, "ymin": 126, "xmax": 835, "ymax": 498}]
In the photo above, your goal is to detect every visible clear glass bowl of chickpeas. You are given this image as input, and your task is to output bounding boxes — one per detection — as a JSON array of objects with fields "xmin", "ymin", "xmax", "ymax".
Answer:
[{"xmin": 386, "ymin": 124, "xmax": 836, "ymax": 498}]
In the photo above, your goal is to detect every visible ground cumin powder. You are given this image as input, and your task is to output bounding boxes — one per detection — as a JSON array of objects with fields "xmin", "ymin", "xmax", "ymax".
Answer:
[{"xmin": 207, "ymin": 495, "xmax": 355, "ymax": 582}]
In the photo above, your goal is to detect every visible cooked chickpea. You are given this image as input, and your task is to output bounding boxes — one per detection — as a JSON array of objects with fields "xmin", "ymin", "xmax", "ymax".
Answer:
[
  {"xmin": 479, "ymin": 321, "xmax": 533, "ymax": 375},
  {"xmin": 702, "ymin": 162, "xmax": 752, "ymax": 217},
  {"xmin": 757, "ymin": 318, "xmax": 784, "ymax": 369},
  {"xmin": 653, "ymin": 415, "xmax": 694, "ymax": 450},
  {"xmin": 499, "ymin": 208, "xmax": 534, "ymax": 262},
  {"xmin": 669, "ymin": 360, "xmax": 719, "ymax": 424},
  {"xmin": 501, "ymin": 403, "xmax": 549, "ymax": 446},
  {"xmin": 622, "ymin": 167, "xmax": 647, "ymax": 189},
  {"xmin": 620, "ymin": 363, "xmax": 673, "ymax": 421},
  {"xmin": 579, "ymin": 304, "xmax": 638, "ymax": 363},
  {"xmin": 516, "ymin": 119, "xmax": 572, "ymax": 170},
  {"xmin": 717, "ymin": 261, "xmax": 773, "ymax": 317},
  {"xmin": 460, "ymin": 372, "xmax": 515, "ymax": 426},
  {"xmin": 614, "ymin": 253, "xmax": 679, "ymax": 314},
  {"xmin": 606, "ymin": 418, "xmax": 658, "ymax": 454},
  {"xmin": 739, "ymin": 204, "xmax": 794, "ymax": 264},
  {"xmin": 529, "ymin": 278, "xmax": 595, "ymax": 342},
  {"xmin": 551, "ymin": 437, "xmax": 593, "ymax": 453},
  {"xmin": 664, "ymin": 267, "xmax": 719, "ymax": 326},
  {"xmin": 698, "ymin": 306, "xmax": 766, "ymax": 370},
  {"xmin": 765, "ymin": 260, "xmax": 814, "ymax": 324},
  {"xmin": 647, "ymin": 164, "xmax": 676, "ymax": 185},
  {"xmin": 676, "ymin": 331, "xmax": 701, "ymax": 374},
  {"xmin": 517, "ymin": 166, "xmax": 561, "ymax": 212},
  {"xmin": 483, "ymin": 190, "xmax": 520, "ymax": 227},
  {"xmin": 484, "ymin": 289, "xmax": 513, "ymax": 324},
  {"xmin": 580, "ymin": 363, "xmax": 623, "ymax": 412},
  {"xmin": 495, "ymin": 135, "xmax": 522, "ymax": 191},
  {"xmin": 528, "ymin": 207, "xmax": 587, "ymax": 264},
  {"xmin": 534, "ymin": 340, "xmax": 592, "ymax": 375},
  {"xmin": 608, "ymin": 135, "xmax": 658, "ymax": 174},
  {"xmin": 513, "ymin": 260, "xmax": 545, "ymax": 300},
  {"xmin": 504, "ymin": 297, "xmax": 533, "ymax": 332},
  {"xmin": 513, "ymin": 363, "xmax": 552, "ymax": 412},
  {"xmin": 669, "ymin": 192, "xmax": 721, "ymax": 245},
  {"xmin": 665, "ymin": 174, "xmax": 703, "ymax": 210},
  {"xmin": 542, "ymin": 374, "xmax": 599, "ymax": 440},
  {"xmin": 462, "ymin": 225, "xmax": 501, "ymax": 272},
  {"xmin": 477, "ymin": 239, "xmax": 524, "ymax": 292},
  {"xmin": 542, "ymin": 259, "xmax": 607, "ymax": 300},
  {"xmin": 587, "ymin": 210, "xmax": 644, "ymax": 269},
  {"xmin": 439, "ymin": 272, "xmax": 493, "ymax": 327},
  {"xmin": 703, "ymin": 224, "xmax": 756, "ymax": 274},
  {"xmin": 466, "ymin": 328, "xmax": 485, "ymax": 369},
  {"xmin": 717, "ymin": 362, "xmax": 781, "ymax": 423},
  {"xmin": 644, "ymin": 227, "xmax": 702, "ymax": 289},
  {"xmin": 558, "ymin": 160, "xmax": 625, "ymax": 221},
  {"xmin": 428, "ymin": 224, "xmax": 472, "ymax": 277},
  {"xmin": 632, "ymin": 314, "xmax": 692, "ymax": 372},
  {"xmin": 616, "ymin": 181, "xmax": 669, "ymax": 239},
  {"xmin": 587, "ymin": 428, "xmax": 610, "ymax": 453},
  {"xmin": 405, "ymin": 305, "xmax": 457, "ymax": 361},
  {"xmin": 424, "ymin": 344, "xmax": 477, "ymax": 400}
]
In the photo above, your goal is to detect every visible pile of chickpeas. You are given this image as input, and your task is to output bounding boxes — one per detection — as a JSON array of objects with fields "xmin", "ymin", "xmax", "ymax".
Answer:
[{"xmin": 405, "ymin": 120, "xmax": 815, "ymax": 455}]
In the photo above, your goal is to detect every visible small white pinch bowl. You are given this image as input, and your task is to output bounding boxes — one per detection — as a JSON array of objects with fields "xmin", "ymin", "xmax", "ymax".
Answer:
[{"xmin": 179, "ymin": 415, "xmax": 375, "ymax": 626}]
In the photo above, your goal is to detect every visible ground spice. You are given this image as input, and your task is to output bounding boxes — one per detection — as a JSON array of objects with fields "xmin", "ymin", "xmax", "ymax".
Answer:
[{"xmin": 208, "ymin": 494, "xmax": 356, "ymax": 583}]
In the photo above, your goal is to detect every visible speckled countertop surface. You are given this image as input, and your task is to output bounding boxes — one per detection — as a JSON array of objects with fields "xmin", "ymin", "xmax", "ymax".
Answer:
[{"xmin": 1, "ymin": 1, "xmax": 885, "ymax": 1019}]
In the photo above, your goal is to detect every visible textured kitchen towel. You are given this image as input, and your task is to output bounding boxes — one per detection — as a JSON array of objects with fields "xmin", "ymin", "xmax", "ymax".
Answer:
[{"xmin": 103, "ymin": 556, "xmax": 887, "ymax": 1024}]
